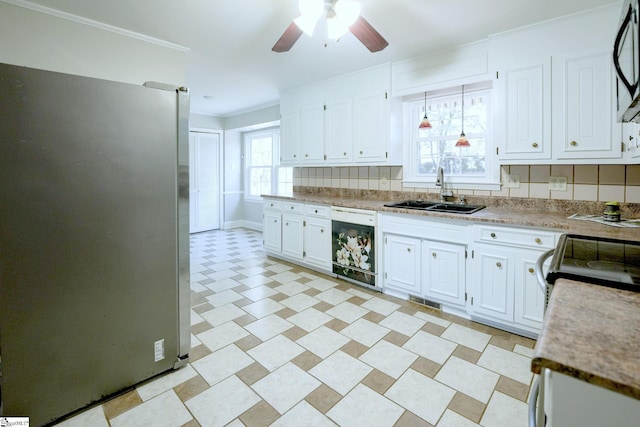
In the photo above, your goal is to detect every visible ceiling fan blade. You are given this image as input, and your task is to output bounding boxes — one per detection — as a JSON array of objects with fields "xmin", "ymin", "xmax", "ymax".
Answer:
[
  {"xmin": 272, "ymin": 22, "xmax": 304, "ymax": 52},
  {"xmin": 349, "ymin": 16, "xmax": 388, "ymax": 53}
]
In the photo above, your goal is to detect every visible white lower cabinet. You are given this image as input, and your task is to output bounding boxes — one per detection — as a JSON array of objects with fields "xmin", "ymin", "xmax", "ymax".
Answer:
[
  {"xmin": 304, "ymin": 208, "xmax": 332, "ymax": 270},
  {"xmin": 422, "ymin": 240, "xmax": 466, "ymax": 307},
  {"xmin": 469, "ymin": 225, "xmax": 561, "ymax": 337},
  {"xmin": 282, "ymin": 211, "xmax": 304, "ymax": 260},
  {"xmin": 384, "ymin": 234, "xmax": 422, "ymax": 295},
  {"xmin": 263, "ymin": 201, "xmax": 282, "ymax": 252},
  {"xmin": 263, "ymin": 199, "xmax": 332, "ymax": 273},
  {"xmin": 381, "ymin": 214, "xmax": 468, "ymax": 311},
  {"xmin": 469, "ymin": 244, "xmax": 514, "ymax": 322}
]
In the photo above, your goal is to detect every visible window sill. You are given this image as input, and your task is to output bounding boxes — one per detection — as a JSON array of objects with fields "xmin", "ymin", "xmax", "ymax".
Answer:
[{"xmin": 402, "ymin": 180, "xmax": 502, "ymax": 192}]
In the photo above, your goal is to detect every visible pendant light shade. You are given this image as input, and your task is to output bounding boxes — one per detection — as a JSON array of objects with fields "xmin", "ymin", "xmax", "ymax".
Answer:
[
  {"xmin": 418, "ymin": 91, "xmax": 432, "ymax": 129},
  {"xmin": 455, "ymin": 84, "xmax": 470, "ymax": 147}
]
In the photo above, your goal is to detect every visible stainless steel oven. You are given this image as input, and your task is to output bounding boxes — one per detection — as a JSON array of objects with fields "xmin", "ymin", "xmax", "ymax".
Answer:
[{"xmin": 331, "ymin": 207, "xmax": 378, "ymax": 290}]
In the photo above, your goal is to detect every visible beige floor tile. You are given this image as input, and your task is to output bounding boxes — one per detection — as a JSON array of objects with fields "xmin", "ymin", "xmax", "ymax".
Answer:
[
  {"xmin": 340, "ymin": 340, "xmax": 370, "ymax": 358},
  {"xmin": 379, "ymin": 311, "xmax": 426, "ymax": 336},
  {"xmin": 247, "ymin": 335, "xmax": 305, "ymax": 372},
  {"xmin": 403, "ymin": 331, "xmax": 457, "ymax": 365},
  {"xmin": 297, "ymin": 326, "xmax": 351, "ymax": 358},
  {"xmin": 447, "ymin": 392, "xmax": 485, "ymax": 423},
  {"xmin": 452, "ymin": 345, "xmax": 482, "ymax": 364},
  {"xmin": 477, "ymin": 344, "xmax": 533, "ymax": 385},
  {"xmin": 236, "ymin": 362, "xmax": 270, "ymax": 386},
  {"xmin": 186, "ymin": 376, "xmax": 260, "ymax": 427},
  {"xmin": 340, "ymin": 318, "xmax": 391, "ymax": 347},
  {"xmin": 395, "ymin": 410, "xmax": 435, "ymax": 426},
  {"xmin": 137, "ymin": 364, "xmax": 198, "ymax": 401},
  {"xmin": 111, "ymin": 391, "xmax": 192, "ymax": 427},
  {"xmin": 103, "ymin": 390, "xmax": 142, "ymax": 420},
  {"xmin": 244, "ymin": 314, "xmax": 294, "ymax": 341},
  {"xmin": 410, "ymin": 357, "xmax": 442, "ymax": 378},
  {"xmin": 441, "ymin": 323, "xmax": 491, "ymax": 352},
  {"xmin": 438, "ymin": 409, "xmax": 480, "ymax": 427},
  {"xmin": 291, "ymin": 350, "xmax": 323, "ymax": 371},
  {"xmin": 234, "ymin": 334, "xmax": 262, "ymax": 352},
  {"xmin": 360, "ymin": 340, "xmax": 418, "ymax": 379},
  {"xmin": 383, "ymin": 330, "xmax": 411, "ymax": 347},
  {"xmin": 192, "ymin": 344, "xmax": 254, "ymax": 386},
  {"xmin": 326, "ymin": 301, "xmax": 369, "ymax": 323},
  {"xmin": 495, "ymin": 375, "xmax": 530, "ymax": 402},
  {"xmin": 174, "ymin": 375, "xmax": 209, "ymax": 402},
  {"xmin": 281, "ymin": 325, "xmax": 308, "ymax": 341},
  {"xmin": 305, "ymin": 384, "xmax": 342, "ymax": 414},
  {"xmin": 361, "ymin": 369, "xmax": 396, "ymax": 395},
  {"xmin": 238, "ymin": 400, "xmax": 280, "ymax": 427}
]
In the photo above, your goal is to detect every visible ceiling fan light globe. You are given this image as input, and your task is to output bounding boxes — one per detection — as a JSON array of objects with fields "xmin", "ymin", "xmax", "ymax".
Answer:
[
  {"xmin": 335, "ymin": 0, "xmax": 361, "ymax": 27},
  {"xmin": 294, "ymin": 14, "xmax": 319, "ymax": 36},
  {"xmin": 298, "ymin": 0, "xmax": 324, "ymax": 20}
]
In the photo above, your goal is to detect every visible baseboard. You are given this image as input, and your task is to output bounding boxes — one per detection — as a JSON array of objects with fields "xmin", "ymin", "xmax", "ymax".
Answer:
[{"xmin": 223, "ymin": 220, "xmax": 261, "ymax": 231}]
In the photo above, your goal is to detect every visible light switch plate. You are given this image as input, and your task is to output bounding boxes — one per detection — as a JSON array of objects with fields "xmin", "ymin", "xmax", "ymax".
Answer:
[{"xmin": 549, "ymin": 176, "xmax": 568, "ymax": 191}]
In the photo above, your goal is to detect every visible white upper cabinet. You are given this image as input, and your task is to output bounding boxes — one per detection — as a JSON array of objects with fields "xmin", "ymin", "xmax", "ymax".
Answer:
[
  {"xmin": 494, "ymin": 62, "xmax": 552, "ymax": 161},
  {"xmin": 552, "ymin": 51, "xmax": 621, "ymax": 161},
  {"xmin": 279, "ymin": 63, "xmax": 400, "ymax": 166},
  {"xmin": 324, "ymin": 97, "xmax": 352, "ymax": 163},
  {"xmin": 490, "ymin": 3, "xmax": 623, "ymax": 164}
]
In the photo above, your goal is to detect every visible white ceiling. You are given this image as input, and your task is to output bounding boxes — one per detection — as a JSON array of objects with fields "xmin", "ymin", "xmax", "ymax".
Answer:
[{"xmin": 25, "ymin": 0, "xmax": 619, "ymax": 117}]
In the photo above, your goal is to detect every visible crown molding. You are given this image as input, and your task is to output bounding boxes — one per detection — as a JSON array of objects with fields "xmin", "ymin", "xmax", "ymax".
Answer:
[{"xmin": 1, "ymin": 0, "xmax": 190, "ymax": 52}]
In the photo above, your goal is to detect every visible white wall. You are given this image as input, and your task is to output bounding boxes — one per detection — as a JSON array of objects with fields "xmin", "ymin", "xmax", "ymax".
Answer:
[
  {"xmin": 0, "ymin": 1, "xmax": 186, "ymax": 86},
  {"xmin": 191, "ymin": 113, "xmax": 224, "ymax": 130}
]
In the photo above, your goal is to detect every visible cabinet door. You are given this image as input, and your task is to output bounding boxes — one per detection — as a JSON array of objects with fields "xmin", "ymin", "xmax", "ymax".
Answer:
[
  {"xmin": 422, "ymin": 241, "xmax": 466, "ymax": 307},
  {"xmin": 300, "ymin": 104, "xmax": 325, "ymax": 163},
  {"xmin": 282, "ymin": 213, "xmax": 304, "ymax": 260},
  {"xmin": 263, "ymin": 210, "xmax": 282, "ymax": 252},
  {"xmin": 554, "ymin": 51, "xmax": 621, "ymax": 160},
  {"xmin": 384, "ymin": 234, "xmax": 421, "ymax": 294},
  {"xmin": 514, "ymin": 251, "xmax": 547, "ymax": 330},
  {"xmin": 353, "ymin": 92, "xmax": 387, "ymax": 163},
  {"xmin": 304, "ymin": 216, "xmax": 331, "ymax": 270},
  {"xmin": 498, "ymin": 63, "xmax": 551, "ymax": 160},
  {"xmin": 280, "ymin": 110, "xmax": 300, "ymax": 165},
  {"xmin": 470, "ymin": 245, "xmax": 514, "ymax": 322},
  {"xmin": 324, "ymin": 98, "xmax": 352, "ymax": 163}
]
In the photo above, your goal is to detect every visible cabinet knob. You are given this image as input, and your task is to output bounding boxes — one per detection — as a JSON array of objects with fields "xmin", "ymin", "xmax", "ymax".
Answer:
[
  {"xmin": 535, "ymin": 238, "xmax": 542, "ymax": 244},
  {"xmin": 344, "ymin": 152, "xmax": 347, "ymax": 156},
  {"xmin": 528, "ymin": 267, "xmax": 535, "ymax": 274},
  {"xmin": 432, "ymin": 252, "xmax": 437, "ymax": 258},
  {"xmin": 490, "ymin": 232, "xmax": 496, "ymax": 238},
  {"xmin": 570, "ymin": 141, "xmax": 578, "ymax": 147},
  {"xmin": 496, "ymin": 262, "xmax": 502, "ymax": 268},
  {"xmin": 360, "ymin": 150, "xmax": 363, "ymax": 154},
  {"xmin": 305, "ymin": 153, "xmax": 309, "ymax": 157},
  {"xmin": 315, "ymin": 209, "xmax": 318, "ymax": 213},
  {"xmin": 270, "ymin": 203, "xmax": 274, "ymax": 207},
  {"xmin": 291, "ymin": 206, "xmax": 294, "ymax": 209},
  {"xmin": 320, "ymin": 229, "xmax": 324, "ymax": 233},
  {"xmin": 293, "ymin": 154, "xmax": 297, "ymax": 158},
  {"xmin": 532, "ymin": 142, "xmax": 539, "ymax": 148},
  {"xmin": 274, "ymin": 219, "xmax": 277, "ymax": 223},
  {"xmin": 407, "ymin": 248, "xmax": 411, "ymax": 253},
  {"xmin": 630, "ymin": 135, "xmax": 635, "ymax": 141}
]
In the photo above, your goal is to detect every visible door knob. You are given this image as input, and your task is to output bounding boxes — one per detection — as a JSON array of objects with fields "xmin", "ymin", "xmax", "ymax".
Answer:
[
  {"xmin": 528, "ymin": 267, "xmax": 534, "ymax": 273},
  {"xmin": 570, "ymin": 141, "xmax": 578, "ymax": 147},
  {"xmin": 496, "ymin": 262, "xmax": 502, "ymax": 268},
  {"xmin": 532, "ymin": 142, "xmax": 539, "ymax": 148}
]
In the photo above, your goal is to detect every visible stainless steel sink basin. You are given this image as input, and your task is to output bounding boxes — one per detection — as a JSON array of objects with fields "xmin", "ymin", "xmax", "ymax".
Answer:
[{"xmin": 384, "ymin": 200, "xmax": 485, "ymax": 214}]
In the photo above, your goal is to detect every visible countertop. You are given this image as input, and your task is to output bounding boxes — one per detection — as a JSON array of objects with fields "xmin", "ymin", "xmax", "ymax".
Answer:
[
  {"xmin": 263, "ymin": 191, "xmax": 640, "ymax": 242},
  {"xmin": 531, "ymin": 278, "xmax": 640, "ymax": 400}
]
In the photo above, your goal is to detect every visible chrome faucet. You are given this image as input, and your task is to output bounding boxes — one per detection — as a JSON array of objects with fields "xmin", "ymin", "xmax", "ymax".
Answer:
[{"xmin": 435, "ymin": 165, "xmax": 453, "ymax": 201}]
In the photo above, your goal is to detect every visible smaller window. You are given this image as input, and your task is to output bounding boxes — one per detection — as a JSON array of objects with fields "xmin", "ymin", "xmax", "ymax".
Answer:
[
  {"xmin": 404, "ymin": 82, "xmax": 499, "ymax": 189},
  {"xmin": 244, "ymin": 129, "xmax": 292, "ymax": 199}
]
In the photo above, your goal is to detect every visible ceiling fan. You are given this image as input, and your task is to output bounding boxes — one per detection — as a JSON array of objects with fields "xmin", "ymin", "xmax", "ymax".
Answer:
[{"xmin": 272, "ymin": 0, "xmax": 388, "ymax": 53}]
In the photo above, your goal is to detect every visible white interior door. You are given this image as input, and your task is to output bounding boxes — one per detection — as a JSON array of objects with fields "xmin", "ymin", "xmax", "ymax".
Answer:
[{"xmin": 189, "ymin": 131, "xmax": 220, "ymax": 233}]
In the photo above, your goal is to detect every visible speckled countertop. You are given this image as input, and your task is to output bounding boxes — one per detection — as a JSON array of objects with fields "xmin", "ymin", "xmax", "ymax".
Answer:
[
  {"xmin": 263, "ymin": 188, "xmax": 640, "ymax": 241},
  {"xmin": 531, "ymin": 279, "xmax": 640, "ymax": 400}
]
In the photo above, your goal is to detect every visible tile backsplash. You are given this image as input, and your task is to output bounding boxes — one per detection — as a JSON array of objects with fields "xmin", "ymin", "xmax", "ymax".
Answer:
[{"xmin": 293, "ymin": 165, "xmax": 640, "ymax": 203}]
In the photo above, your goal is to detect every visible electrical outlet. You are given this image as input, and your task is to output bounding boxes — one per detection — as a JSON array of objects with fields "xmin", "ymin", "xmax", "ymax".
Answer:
[
  {"xmin": 549, "ymin": 176, "xmax": 568, "ymax": 191},
  {"xmin": 503, "ymin": 174, "xmax": 520, "ymax": 188}
]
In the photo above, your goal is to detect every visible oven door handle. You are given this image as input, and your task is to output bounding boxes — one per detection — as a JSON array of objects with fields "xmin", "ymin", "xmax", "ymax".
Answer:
[
  {"xmin": 535, "ymin": 249, "xmax": 555, "ymax": 294},
  {"xmin": 529, "ymin": 375, "xmax": 541, "ymax": 427}
]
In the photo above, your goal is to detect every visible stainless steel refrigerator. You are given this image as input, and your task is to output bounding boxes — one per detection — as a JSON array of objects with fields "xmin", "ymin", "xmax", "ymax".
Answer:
[{"xmin": 0, "ymin": 63, "xmax": 191, "ymax": 425}]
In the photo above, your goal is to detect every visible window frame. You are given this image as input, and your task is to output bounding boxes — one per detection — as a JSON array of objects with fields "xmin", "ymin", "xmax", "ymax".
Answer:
[
  {"xmin": 402, "ymin": 81, "xmax": 500, "ymax": 191},
  {"xmin": 243, "ymin": 128, "xmax": 292, "ymax": 200}
]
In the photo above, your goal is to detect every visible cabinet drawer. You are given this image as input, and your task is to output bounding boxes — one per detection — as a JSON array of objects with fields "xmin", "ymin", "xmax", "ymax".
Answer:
[
  {"xmin": 305, "ymin": 204, "xmax": 331, "ymax": 218},
  {"xmin": 282, "ymin": 202, "xmax": 304, "ymax": 214},
  {"xmin": 475, "ymin": 226, "xmax": 557, "ymax": 250},
  {"xmin": 263, "ymin": 199, "xmax": 282, "ymax": 211}
]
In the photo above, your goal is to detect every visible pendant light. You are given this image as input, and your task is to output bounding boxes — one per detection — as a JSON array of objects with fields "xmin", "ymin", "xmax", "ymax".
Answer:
[
  {"xmin": 456, "ymin": 85, "xmax": 470, "ymax": 147},
  {"xmin": 418, "ymin": 91, "xmax": 432, "ymax": 129}
]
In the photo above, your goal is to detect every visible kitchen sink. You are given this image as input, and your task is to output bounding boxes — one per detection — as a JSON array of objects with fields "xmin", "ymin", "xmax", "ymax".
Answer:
[{"xmin": 384, "ymin": 200, "xmax": 486, "ymax": 214}]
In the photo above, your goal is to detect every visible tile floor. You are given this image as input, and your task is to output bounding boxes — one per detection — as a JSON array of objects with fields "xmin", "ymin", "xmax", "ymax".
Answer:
[{"xmin": 57, "ymin": 228, "xmax": 537, "ymax": 427}]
